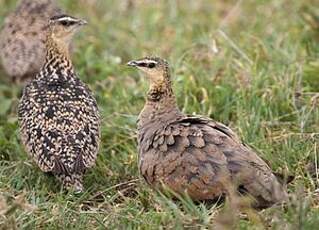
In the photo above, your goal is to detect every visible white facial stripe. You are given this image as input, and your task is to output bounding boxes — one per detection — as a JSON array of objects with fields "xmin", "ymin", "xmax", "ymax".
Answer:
[
  {"xmin": 56, "ymin": 17, "xmax": 78, "ymax": 23},
  {"xmin": 136, "ymin": 60, "xmax": 158, "ymax": 65}
]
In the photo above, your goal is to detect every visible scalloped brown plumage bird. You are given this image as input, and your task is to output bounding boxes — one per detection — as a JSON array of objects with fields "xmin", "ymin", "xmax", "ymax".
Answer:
[
  {"xmin": 127, "ymin": 57, "xmax": 288, "ymax": 208},
  {"xmin": 0, "ymin": 0, "xmax": 62, "ymax": 83},
  {"xmin": 18, "ymin": 15, "xmax": 100, "ymax": 192}
]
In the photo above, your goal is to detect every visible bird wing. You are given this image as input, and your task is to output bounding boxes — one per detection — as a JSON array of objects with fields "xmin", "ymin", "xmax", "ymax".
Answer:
[
  {"xmin": 139, "ymin": 116, "xmax": 235, "ymax": 200},
  {"xmin": 18, "ymin": 79, "xmax": 100, "ymax": 174},
  {"xmin": 183, "ymin": 116, "xmax": 287, "ymax": 206},
  {"xmin": 139, "ymin": 115, "xmax": 286, "ymax": 206},
  {"xmin": 0, "ymin": 3, "xmax": 61, "ymax": 79},
  {"xmin": 18, "ymin": 82, "xmax": 54, "ymax": 172}
]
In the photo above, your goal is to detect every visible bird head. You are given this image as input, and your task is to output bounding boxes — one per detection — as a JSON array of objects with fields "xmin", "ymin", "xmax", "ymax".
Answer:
[
  {"xmin": 127, "ymin": 57, "xmax": 170, "ymax": 84},
  {"xmin": 48, "ymin": 15, "xmax": 87, "ymax": 45}
]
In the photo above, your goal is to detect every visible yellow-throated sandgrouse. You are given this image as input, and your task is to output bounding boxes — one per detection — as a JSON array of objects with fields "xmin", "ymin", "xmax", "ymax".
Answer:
[
  {"xmin": 127, "ymin": 57, "xmax": 288, "ymax": 208},
  {"xmin": 0, "ymin": 0, "xmax": 62, "ymax": 83},
  {"xmin": 18, "ymin": 15, "xmax": 100, "ymax": 192}
]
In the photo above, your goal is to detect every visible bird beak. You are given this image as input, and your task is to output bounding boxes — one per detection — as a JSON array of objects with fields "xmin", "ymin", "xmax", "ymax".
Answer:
[
  {"xmin": 78, "ymin": 19, "xmax": 88, "ymax": 26},
  {"xmin": 127, "ymin": 60, "xmax": 138, "ymax": 67}
]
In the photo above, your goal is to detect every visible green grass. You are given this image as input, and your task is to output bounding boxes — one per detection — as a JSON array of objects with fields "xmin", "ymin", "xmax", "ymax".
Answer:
[{"xmin": 0, "ymin": 0, "xmax": 319, "ymax": 229}]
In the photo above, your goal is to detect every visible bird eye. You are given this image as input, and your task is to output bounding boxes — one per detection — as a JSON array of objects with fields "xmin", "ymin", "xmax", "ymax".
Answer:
[
  {"xmin": 148, "ymin": 63, "xmax": 156, "ymax": 68},
  {"xmin": 60, "ymin": 21, "xmax": 69, "ymax": 26},
  {"xmin": 59, "ymin": 20, "xmax": 78, "ymax": 27}
]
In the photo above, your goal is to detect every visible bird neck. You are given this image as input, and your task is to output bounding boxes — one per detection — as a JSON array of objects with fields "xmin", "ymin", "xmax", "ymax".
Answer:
[
  {"xmin": 43, "ymin": 35, "xmax": 74, "ymax": 74},
  {"xmin": 147, "ymin": 78, "xmax": 174, "ymax": 102},
  {"xmin": 138, "ymin": 77, "xmax": 182, "ymax": 128}
]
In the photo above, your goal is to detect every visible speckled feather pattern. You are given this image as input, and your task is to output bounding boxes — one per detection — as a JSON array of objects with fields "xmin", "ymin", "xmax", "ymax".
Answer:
[
  {"xmin": 18, "ymin": 39, "xmax": 100, "ymax": 191},
  {"xmin": 137, "ymin": 58, "xmax": 287, "ymax": 208},
  {"xmin": 0, "ymin": 0, "xmax": 61, "ymax": 83}
]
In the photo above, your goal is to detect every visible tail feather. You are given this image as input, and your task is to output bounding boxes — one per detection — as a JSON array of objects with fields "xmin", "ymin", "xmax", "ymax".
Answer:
[
  {"xmin": 243, "ymin": 174, "xmax": 288, "ymax": 208},
  {"xmin": 55, "ymin": 173, "xmax": 84, "ymax": 193}
]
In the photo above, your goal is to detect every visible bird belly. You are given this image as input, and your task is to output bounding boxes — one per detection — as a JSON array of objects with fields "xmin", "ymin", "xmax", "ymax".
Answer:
[{"xmin": 139, "ymin": 151, "xmax": 227, "ymax": 201}]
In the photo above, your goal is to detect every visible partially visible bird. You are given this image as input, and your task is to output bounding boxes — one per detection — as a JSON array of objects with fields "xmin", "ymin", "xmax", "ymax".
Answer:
[
  {"xmin": 0, "ymin": 0, "xmax": 62, "ymax": 83},
  {"xmin": 18, "ymin": 15, "xmax": 100, "ymax": 192},
  {"xmin": 127, "ymin": 57, "xmax": 288, "ymax": 208}
]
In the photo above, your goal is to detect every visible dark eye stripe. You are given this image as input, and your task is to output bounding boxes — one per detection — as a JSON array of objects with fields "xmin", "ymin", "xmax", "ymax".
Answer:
[
  {"xmin": 137, "ymin": 62, "xmax": 156, "ymax": 68},
  {"xmin": 138, "ymin": 63, "xmax": 148, "ymax": 67},
  {"xmin": 59, "ymin": 20, "xmax": 77, "ymax": 26}
]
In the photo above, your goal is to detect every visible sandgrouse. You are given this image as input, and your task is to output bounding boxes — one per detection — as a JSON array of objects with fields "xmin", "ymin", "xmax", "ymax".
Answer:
[
  {"xmin": 18, "ymin": 15, "xmax": 100, "ymax": 192},
  {"xmin": 0, "ymin": 0, "xmax": 62, "ymax": 83},
  {"xmin": 127, "ymin": 57, "xmax": 288, "ymax": 208}
]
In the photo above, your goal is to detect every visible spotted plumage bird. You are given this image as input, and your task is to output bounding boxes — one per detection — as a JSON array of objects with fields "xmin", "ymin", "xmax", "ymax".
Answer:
[
  {"xmin": 0, "ymin": 0, "xmax": 62, "ymax": 83},
  {"xmin": 127, "ymin": 57, "xmax": 288, "ymax": 208},
  {"xmin": 18, "ymin": 15, "xmax": 100, "ymax": 192}
]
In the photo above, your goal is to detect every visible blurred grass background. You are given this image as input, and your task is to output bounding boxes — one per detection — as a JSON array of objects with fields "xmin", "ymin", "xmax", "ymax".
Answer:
[{"xmin": 0, "ymin": 0, "xmax": 318, "ymax": 229}]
